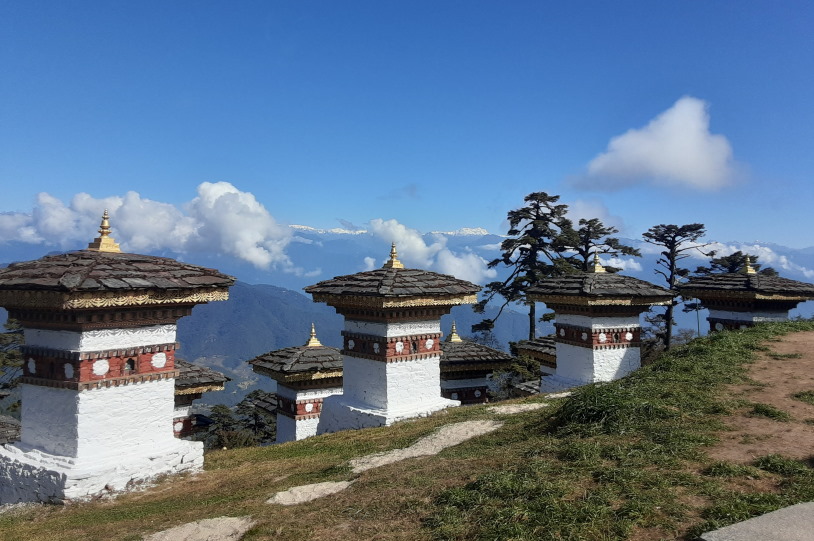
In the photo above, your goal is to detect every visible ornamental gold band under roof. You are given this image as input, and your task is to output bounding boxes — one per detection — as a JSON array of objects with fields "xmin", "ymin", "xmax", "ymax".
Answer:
[{"xmin": 528, "ymin": 272, "xmax": 672, "ymax": 306}]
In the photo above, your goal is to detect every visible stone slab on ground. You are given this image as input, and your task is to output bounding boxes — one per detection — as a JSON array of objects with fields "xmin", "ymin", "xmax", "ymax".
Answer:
[
  {"xmin": 700, "ymin": 502, "xmax": 814, "ymax": 541},
  {"xmin": 143, "ymin": 516, "xmax": 255, "ymax": 541},
  {"xmin": 267, "ymin": 481, "xmax": 354, "ymax": 505},
  {"xmin": 350, "ymin": 419, "xmax": 503, "ymax": 474},
  {"xmin": 487, "ymin": 403, "xmax": 547, "ymax": 414}
]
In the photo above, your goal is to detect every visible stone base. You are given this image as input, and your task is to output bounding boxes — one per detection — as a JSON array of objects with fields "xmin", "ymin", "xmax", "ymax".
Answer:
[
  {"xmin": 0, "ymin": 438, "xmax": 203, "ymax": 504},
  {"xmin": 317, "ymin": 394, "xmax": 460, "ymax": 434}
]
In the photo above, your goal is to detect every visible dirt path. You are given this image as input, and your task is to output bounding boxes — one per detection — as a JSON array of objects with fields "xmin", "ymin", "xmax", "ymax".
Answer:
[{"xmin": 706, "ymin": 330, "xmax": 814, "ymax": 464}]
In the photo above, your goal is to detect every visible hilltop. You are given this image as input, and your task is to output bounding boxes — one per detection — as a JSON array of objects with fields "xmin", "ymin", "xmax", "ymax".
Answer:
[{"xmin": 1, "ymin": 321, "xmax": 814, "ymax": 540}]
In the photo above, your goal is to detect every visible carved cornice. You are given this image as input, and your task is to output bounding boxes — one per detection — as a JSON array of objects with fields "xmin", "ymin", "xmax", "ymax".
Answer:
[
  {"xmin": 175, "ymin": 384, "xmax": 225, "ymax": 395},
  {"xmin": 0, "ymin": 288, "xmax": 230, "ymax": 310},
  {"xmin": 20, "ymin": 370, "xmax": 179, "ymax": 391},
  {"xmin": 533, "ymin": 295, "xmax": 671, "ymax": 308},
  {"xmin": 310, "ymin": 293, "xmax": 477, "ymax": 310}
]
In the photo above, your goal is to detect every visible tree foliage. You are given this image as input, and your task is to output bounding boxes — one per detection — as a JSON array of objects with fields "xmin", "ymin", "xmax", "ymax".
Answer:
[
  {"xmin": 202, "ymin": 390, "xmax": 276, "ymax": 450},
  {"xmin": 694, "ymin": 250, "xmax": 777, "ymax": 276},
  {"xmin": 473, "ymin": 192, "xmax": 574, "ymax": 340},
  {"xmin": 642, "ymin": 223, "xmax": 711, "ymax": 350},
  {"xmin": 563, "ymin": 218, "xmax": 641, "ymax": 272}
]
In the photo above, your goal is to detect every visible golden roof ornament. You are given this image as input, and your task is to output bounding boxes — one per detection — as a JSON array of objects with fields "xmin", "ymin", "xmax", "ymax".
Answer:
[
  {"xmin": 86, "ymin": 210, "xmax": 121, "ymax": 253},
  {"xmin": 590, "ymin": 251, "xmax": 606, "ymax": 273},
  {"xmin": 743, "ymin": 255, "xmax": 757, "ymax": 275},
  {"xmin": 304, "ymin": 323, "xmax": 323, "ymax": 347},
  {"xmin": 381, "ymin": 242, "xmax": 405, "ymax": 269},
  {"xmin": 446, "ymin": 321, "xmax": 463, "ymax": 342}
]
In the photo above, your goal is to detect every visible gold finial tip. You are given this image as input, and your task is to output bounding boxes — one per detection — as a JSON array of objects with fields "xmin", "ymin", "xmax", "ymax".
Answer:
[
  {"xmin": 446, "ymin": 321, "xmax": 463, "ymax": 342},
  {"xmin": 591, "ymin": 251, "xmax": 606, "ymax": 273},
  {"xmin": 87, "ymin": 210, "xmax": 121, "ymax": 253},
  {"xmin": 382, "ymin": 242, "xmax": 404, "ymax": 269},
  {"xmin": 304, "ymin": 323, "xmax": 323, "ymax": 347},
  {"xmin": 743, "ymin": 255, "xmax": 757, "ymax": 275}
]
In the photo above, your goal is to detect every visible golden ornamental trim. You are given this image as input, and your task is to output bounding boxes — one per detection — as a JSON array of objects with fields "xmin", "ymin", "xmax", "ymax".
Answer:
[
  {"xmin": 528, "ymin": 294, "xmax": 671, "ymax": 307},
  {"xmin": 681, "ymin": 289, "xmax": 813, "ymax": 302},
  {"xmin": 175, "ymin": 384, "xmax": 226, "ymax": 395},
  {"xmin": 0, "ymin": 288, "xmax": 230, "ymax": 310},
  {"xmin": 311, "ymin": 293, "xmax": 477, "ymax": 309}
]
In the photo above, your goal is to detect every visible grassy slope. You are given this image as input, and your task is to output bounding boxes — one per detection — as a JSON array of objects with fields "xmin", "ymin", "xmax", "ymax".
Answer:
[{"xmin": 2, "ymin": 321, "xmax": 814, "ymax": 541}]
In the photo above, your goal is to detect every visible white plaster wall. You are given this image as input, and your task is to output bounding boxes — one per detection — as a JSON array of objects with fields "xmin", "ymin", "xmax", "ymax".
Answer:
[
  {"xmin": 344, "ymin": 319, "xmax": 440, "ymax": 338},
  {"xmin": 555, "ymin": 343, "xmax": 640, "ymax": 383},
  {"xmin": 385, "ymin": 354, "xmax": 443, "ymax": 412},
  {"xmin": 276, "ymin": 415, "xmax": 297, "ymax": 444},
  {"xmin": 21, "ymin": 379, "xmax": 177, "ymax": 461},
  {"xmin": 342, "ymin": 355, "xmax": 389, "ymax": 408},
  {"xmin": 275, "ymin": 385, "xmax": 342, "ymax": 401},
  {"xmin": 708, "ymin": 309, "xmax": 789, "ymax": 323},
  {"xmin": 556, "ymin": 314, "xmax": 640, "ymax": 330},
  {"xmin": 24, "ymin": 324, "xmax": 177, "ymax": 352}
]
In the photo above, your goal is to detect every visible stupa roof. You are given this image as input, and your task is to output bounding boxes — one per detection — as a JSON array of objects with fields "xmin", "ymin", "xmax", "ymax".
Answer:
[
  {"xmin": 304, "ymin": 244, "xmax": 479, "ymax": 309},
  {"xmin": 249, "ymin": 325, "xmax": 342, "ymax": 383},
  {"xmin": 0, "ymin": 212, "xmax": 234, "ymax": 310},
  {"xmin": 513, "ymin": 337, "xmax": 557, "ymax": 357},
  {"xmin": 175, "ymin": 359, "xmax": 229, "ymax": 395},
  {"xmin": 439, "ymin": 322, "xmax": 512, "ymax": 368},
  {"xmin": 680, "ymin": 273, "xmax": 814, "ymax": 301},
  {"xmin": 527, "ymin": 257, "xmax": 671, "ymax": 306}
]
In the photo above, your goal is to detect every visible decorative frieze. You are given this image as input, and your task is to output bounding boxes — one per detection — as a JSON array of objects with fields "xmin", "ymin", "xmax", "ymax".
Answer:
[
  {"xmin": 341, "ymin": 331, "xmax": 442, "ymax": 362},
  {"xmin": 554, "ymin": 324, "xmax": 639, "ymax": 349},
  {"xmin": 0, "ymin": 288, "xmax": 229, "ymax": 311}
]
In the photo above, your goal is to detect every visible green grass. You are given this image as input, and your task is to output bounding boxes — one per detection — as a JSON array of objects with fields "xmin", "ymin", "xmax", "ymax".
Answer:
[
  {"xmin": 748, "ymin": 402, "xmax": 792, "ymax": 421},
  {"xmin": 428, "ymin": 321, "xmax": 814, "ymax": 540},
  {"xmin": 792, "ymin": 390, "xmax": 814, "ymax": 406}
]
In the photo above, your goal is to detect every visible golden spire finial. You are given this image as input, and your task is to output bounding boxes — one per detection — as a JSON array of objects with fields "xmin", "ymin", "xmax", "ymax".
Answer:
[
  {"xmin": 86, "ymin": 210, "xmax": 121, "ymax": 253},
  {"xmin": 590, "ymin": 251, "xmax": 606, "ymax": 273},
  {"xmin": 743, "ymin": 255, "xmax": 757, "ymax": 275},
  {"xmin": 446, "ymin": 321, "xmax": 463, "ymax": 342},
  {"xmin": 304, "ymin": 323, "xmax": 323, "ymax": 347},
  {"xmin": 382, "ymin": 242, "xmax": 404, "ymax": 269}
]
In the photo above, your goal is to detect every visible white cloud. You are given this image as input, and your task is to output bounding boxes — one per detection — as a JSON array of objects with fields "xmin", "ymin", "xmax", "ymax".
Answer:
[
  {"xmin": 703, "ymin": 242, "xmax": 814, "ymax": 279},
  {"xmin": 566, "ymin": 198, "xmax": 625, "ymax": 231},
  {"xmin": 368, "ymin": 218, "xmax": 497, "ymax": 284},
  {"xmin": 363, "ymin": 257, "xmax": 377, "ymax": 271},
  {"xmin": 600, "ymin": 256, "xmax": 642, "ymax": 272},
  {"xmin": 578, "ymin": 96, "xmax": 735, "ymax": 190},
  {"xmin": 0, "ymin": 182, "xmax": 297, "ymax": 270}
]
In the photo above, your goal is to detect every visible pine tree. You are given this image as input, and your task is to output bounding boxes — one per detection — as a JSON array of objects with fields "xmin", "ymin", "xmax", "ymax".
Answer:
[
  {"xmin": 473, "ymin": 192, "xmax": 574, "ymax": 340},
  {"xmin": 642, "ymin": 224, "xmax": 711, "ymax": 350},
  {"xmin": 694, "ymin": 250, "xmax": 777, "ymax": 276},
  {"xmin": 563, "ymin": 218, "xmax": 641, "ymax": 272}
]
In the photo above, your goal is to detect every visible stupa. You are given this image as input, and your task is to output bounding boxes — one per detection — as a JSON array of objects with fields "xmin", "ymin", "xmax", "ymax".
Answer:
[
  {"xmin": 305, "ymin": 244, "xmax": 480, "ymax": 432},
  {"xmin": 527, "ymin": 254, "xmax": 672, "ymax": 392},
  {"xmin": 248, "ymin": 324, "xmax": 342, "ymax": 443},
  {"xmin": 438, "ymin": 322, "xmax": 512, "ymax": 404},
  {"xmin": 680, "ymin": 257, "xmax": 814, "ymax": 331},
  {"xmin": 0, "ymin": 212, "xmax": 234, "ymax": 503}
]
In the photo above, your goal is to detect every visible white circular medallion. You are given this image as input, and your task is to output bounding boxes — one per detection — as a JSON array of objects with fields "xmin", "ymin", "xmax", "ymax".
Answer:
[
  {"xmin": 348, "ymin": 339, "xmax": 355, "ymax": 350},
  {"xmin": 373, "ymin": 343, "xmax": 380, "ymax": 354},
  {"xmin": 451, "ymin": 393, "xmax": 459, "ymax": 400},
  {"xmin": 92, "ymin": 359, "xmax": 110, "ymax": 376},
  {"xmin": 305, "ymin": 403, "xmax": 314, "ymax": 413},
  {"xmin": 151, "ymin": 352, "xmax": 167, "ymax": 368},
  {"xmin": 598, "ymin": 333, "xmax": 607, "ymax": 343},
  {"xmin": 625, "ymin": 332, "xmax": 633, "ymax": 341},
  {"xmin": 27, "ymin": 358, "xmax": 36, "ymax": 374},
  {"xmin": 474, "ymin": 390, "xmax": 482, "ymax": 398},
  {"xmin": 715, "ymin": 322, "xmax": 724, "ymax": 331},
  {"xmin": 425, "ymin": 339, "xmax": 434, "ymax": 350},
  {"xmin": 395, "ymin": 341, "xmax": 404, "ymax": 353},
  {"xmin": 64, "ymin": 363, "xmax": 74, "ymax": 379},
  {"xmin": 581, "ymin": 332, "xmax": 588, "ymax": 341},
  {"xmin": 174, "ymin": 422, "xmax": 184, "ymax": 432},
  {"xmin": 559, "ymin": 328, "xmax": 565, "ymax": 337}
]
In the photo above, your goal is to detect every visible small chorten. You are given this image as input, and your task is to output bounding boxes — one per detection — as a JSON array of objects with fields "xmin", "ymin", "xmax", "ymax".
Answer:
[
  {"xmin": 439, "ymin": 322, "xmax": 512, "ymax": 404},
  {"xmin": 680, "ymin": 257, "xmax": 814, "ymax": 332},
  {"xmin": 0, "ymin": 212, "xmax": 234, "ymax": 504},
  {"xmin": 527, "ymin": 253, "xmax": 672, "ymax": 392},
  {"xmin": 305, "ymin": 244, "xmax": 480, "ymax": 432},
  {"xmin": 248, "ymin": 324, "xmax": 342, "ymax": 443},
  {"xmin": 86, "ymin": 209, "xmax": 121, "ymax": 253}
]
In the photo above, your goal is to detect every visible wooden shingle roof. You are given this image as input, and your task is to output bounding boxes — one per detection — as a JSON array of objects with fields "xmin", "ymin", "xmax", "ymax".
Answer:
[
  {"xmin": 175, "ymin": 359, "xmax": 229, "ymax": 395},
  {"xmin": 680, "ymin": 273, "xmax": 814, "ymax": 300},
  {"xmin": 528, "ymin": 273, "xmax": 672, "ymax": 306}
]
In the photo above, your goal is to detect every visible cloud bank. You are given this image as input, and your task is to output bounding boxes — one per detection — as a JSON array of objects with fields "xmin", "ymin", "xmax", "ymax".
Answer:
[
  {"xmin": 368, "ymin": 218, "xmax": 497, "ymax": 284},
  {"xmin": 576, "ymin": 96, "xmax": 735, "ymax": 191},
  {"xmin": 0, "ymin": 182, "xmax": 296, "ymax": 271}
]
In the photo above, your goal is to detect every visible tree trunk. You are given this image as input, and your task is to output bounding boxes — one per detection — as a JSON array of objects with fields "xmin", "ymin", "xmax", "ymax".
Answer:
[
  {"xmin": 528, "ymin": 302, "xmax": 536, "ymax": 340},
  {"xmin": 664, "ymin": 302, "xmax": 674, "ymax": 350}
]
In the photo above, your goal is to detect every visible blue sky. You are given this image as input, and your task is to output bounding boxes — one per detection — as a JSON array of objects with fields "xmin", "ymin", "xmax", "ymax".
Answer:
[{"xmin": 2, "ymin": 1, "xmax": 813, "ymax": 271}]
